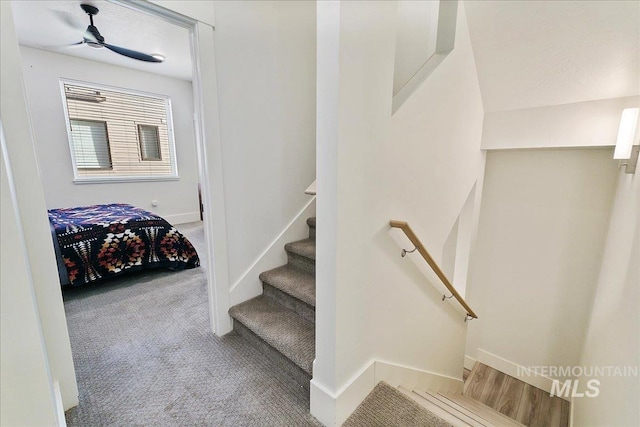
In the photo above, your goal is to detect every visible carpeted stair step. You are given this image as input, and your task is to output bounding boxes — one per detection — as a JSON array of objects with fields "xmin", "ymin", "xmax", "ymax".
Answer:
[
  {"xmin": 285, "ymin": 238, "xmax": 316, "ymax": 274},
  {"xmin": 260, "ymin": 264, "xmax": 315, "ymax": 323},
  {"xmin": 229, "ymin": 295, "xmax": 315, "ymax": 388},
  {"xmin": 344, "ymin": 382, "xmax": 454, "ymax": 427},
  {"xmin": 307, "ymin": 217, "xmax": 316, "ymax": 240}
]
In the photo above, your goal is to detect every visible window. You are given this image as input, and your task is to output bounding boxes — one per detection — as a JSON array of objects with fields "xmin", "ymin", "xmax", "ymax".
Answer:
[
  {"xmin": 61, "ymin": 80, "xmax": 178, "ymax": 183},
  {"xmin": 138, "ymin": 125, "xmax": 161, "ymax": 161},
  {"xmin": 69, "ymin": 119, "xmax": 112, "ymax": 169}
]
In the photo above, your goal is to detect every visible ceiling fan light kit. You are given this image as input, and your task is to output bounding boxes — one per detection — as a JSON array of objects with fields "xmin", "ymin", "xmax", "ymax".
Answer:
[{"xmin": 74, "ymin": 3, "xmax": 164, "ymax": 63}]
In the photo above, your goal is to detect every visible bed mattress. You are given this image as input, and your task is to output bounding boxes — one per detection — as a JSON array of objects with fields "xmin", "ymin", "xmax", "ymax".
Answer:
[{"xmin": 48, "ymin": 203, "xmax": 200, "ymax": 286}]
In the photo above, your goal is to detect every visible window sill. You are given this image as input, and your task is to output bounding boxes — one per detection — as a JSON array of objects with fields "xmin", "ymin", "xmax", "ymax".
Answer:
[{"xmin": 73, "ymin": 176, "xmax": 180, "ymax": 184}]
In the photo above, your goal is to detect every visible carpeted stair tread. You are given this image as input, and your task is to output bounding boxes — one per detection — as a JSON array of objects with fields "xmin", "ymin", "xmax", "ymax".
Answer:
[
  {"xmin": 285, "ymin": 238, "xmax": 316, "ymax": 260},
  {"xmin": 260, "ymin": 265, "xmax": 315, "ymax": 307},
  {"xmin": 229, "ymin": 295, "xmax": 315, "ymax": 375},
  {"xmin": 343, "ymin": 382, "xmax": 454, "ymax": 427}
]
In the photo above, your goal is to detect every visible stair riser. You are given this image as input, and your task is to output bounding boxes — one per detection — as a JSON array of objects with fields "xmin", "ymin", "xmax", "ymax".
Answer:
[
  {"xmin": 263, "ymin": 283, "xmax": 315, "ymax": 323},
  {"xmin": 286, "ymin": 251, "xmax": 315, "ymax": 274},
  {"xmin": 233, "ymin": 319, "xmax": 311, "ymax": 391},
  {"xmin": 309, "ymin": 226, "xmax": 315, "ymax": 240}
]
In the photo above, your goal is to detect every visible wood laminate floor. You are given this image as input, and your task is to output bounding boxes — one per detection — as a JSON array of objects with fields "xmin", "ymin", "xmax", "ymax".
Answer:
[{"xmin": 463, "ymin": 363, "xmax": 569, "ymax": 427}]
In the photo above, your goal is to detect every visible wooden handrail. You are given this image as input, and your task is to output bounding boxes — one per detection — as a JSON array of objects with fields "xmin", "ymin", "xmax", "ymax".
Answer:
[{"xmin": 390, "ymin": 220, "xmax": 477, "ymax": 319}]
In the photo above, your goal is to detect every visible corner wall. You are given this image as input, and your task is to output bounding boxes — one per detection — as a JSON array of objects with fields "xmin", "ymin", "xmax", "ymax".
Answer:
[
  {"xmin": 1, "ymin": 1, "xmax": 78, "ymax": 412},
  {"xmin": 19, "ymin": 47, "xmax": 200, "ymax": 224},
  {"xmin": 212, "ymin": 1, "xmax": 317, "ymax": 293},
  {"xmin": 573, "ymin": 171, "xmax": 639, "ymax": 427},
  {"xmin": 465, "ymin": 149, "xmax": 618, "ymax": 377},
  {"xmin": 1, "ymin": 128, "xmax": 62, "ymax": 427},
  {"xmin": 313, "ymin": 2, "xmax": 485, "ymax": 424}
]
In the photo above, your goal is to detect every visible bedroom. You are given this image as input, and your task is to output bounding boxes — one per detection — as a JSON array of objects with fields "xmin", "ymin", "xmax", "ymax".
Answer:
[
  {"xmin": 13, "ymin": 1, "xmax": 202, "ymax": 230},
  {"xmin": 13, "ymin": 2, "xmax": 212, "ymax": 418}
]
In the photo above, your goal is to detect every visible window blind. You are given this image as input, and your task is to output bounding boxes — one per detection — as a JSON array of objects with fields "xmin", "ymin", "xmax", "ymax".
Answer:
[
  {"xmin": 63, "ymin": 82, "xmax": 176, "ymax": 180},
  {"xmin": 138, "ymin": 125, "xmax": 162, "ymax": 160},
  {"xmin": 70, "ymin": 119, "xmax": 112, "ymax": 169}
]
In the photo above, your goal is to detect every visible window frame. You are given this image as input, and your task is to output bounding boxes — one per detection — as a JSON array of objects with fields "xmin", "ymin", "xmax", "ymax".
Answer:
[
  {"xmin": 137, "ymin": 124, "xmax": 162, "ymax": 161},
  {"xmin": 60, "ymin": 78, "xmax": 179, "ymax": 184}
]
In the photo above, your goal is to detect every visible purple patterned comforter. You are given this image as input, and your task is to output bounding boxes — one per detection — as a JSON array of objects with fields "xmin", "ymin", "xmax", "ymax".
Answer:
[{"xmin": 48, "ymin": 203, "xmax": 199, "ymax": 286}]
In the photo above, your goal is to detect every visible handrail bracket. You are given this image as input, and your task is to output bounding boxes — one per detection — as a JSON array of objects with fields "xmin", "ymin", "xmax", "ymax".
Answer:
[{"xmin": 401, "ymin": 245, "xmax": 419, "ymax": 257}]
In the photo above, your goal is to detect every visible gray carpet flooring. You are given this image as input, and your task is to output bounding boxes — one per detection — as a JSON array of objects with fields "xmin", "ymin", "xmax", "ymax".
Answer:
[
  {"xmin": 342, "ymin": 382, "xmax": 453, "ymax": 427},
  {"xmin": 63, "ymin": 222, "xmax": 321, "ymax": 426}
]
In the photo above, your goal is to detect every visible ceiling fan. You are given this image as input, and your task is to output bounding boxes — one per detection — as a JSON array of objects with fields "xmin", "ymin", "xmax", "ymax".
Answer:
[{"xmin": 70, "ymin": 4, "xmax": 164, "ymax": 63}]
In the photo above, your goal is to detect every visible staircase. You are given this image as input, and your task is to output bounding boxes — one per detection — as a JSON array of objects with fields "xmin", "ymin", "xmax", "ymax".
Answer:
[
  {"xmin": 345, "ymin": 362, "xmax": 569, "ymax": 427},
  {"xmin": 229, "ymin": 217, "xmax": 316, "ymax": 391},
  {"xmin": 395, "ymin": 362, "xmax": 569, "ymax": 427},
  {"xmin": 398, "ymin": 387, "xmax": 525, "ymax": 427}
]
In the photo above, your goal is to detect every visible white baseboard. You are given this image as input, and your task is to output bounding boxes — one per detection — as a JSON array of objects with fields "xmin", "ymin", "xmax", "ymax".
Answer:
[
  {"xmin": 310, "ymin": 359, "xmax": 464, "ymax": 426},
  {"xmin": 464, "ymin": 355, "xmax": 477, "ymax": 371},
  {"xmin": 163, "ymin": 211, "xmax": 201, "ymax": 225},
  {"xmin": 475, "ymin": 349, "xmax": 570, "ymax": 402},
  {"xmin": 375, "ymin": 360, "xmax": 464, "ymax": 395},
  {"xmin": 229, "ymin": 198, "xmax": 316, "ymax": 306},
  {"xmin": 311, "ymin": 361, "xmax": 376, "ymax": 427},
  {"xmin": 53, "ymin": 381, "xmax": 67, "ymax": 427}
]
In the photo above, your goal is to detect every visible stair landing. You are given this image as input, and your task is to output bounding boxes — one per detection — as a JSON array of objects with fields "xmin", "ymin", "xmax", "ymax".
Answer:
[{"xmin": 403, "ymin": 363, "xmax": 569, "ymax": 427}]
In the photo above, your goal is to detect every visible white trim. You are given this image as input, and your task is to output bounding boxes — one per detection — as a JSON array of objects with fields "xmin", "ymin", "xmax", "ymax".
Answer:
[
  {"xmin": 392, "ymin": 0, "xmax": 458, "ymax": 113},
  {"xmin": 59, "ymin": 78, "xmax": 180, "ymax": 182},
  {"xmin": 1, "ymin": 122, "xmax": 65, "ymax": 424},
  {"xmin": 59, "ymin": 77, "xmax": 178, "ymax": 101},
  {"xmin": 375, "ymin": 360, "xmax": 464, "ymax": 395},
  {"xmin": 192, "ymin": 21, "xmax": 231, "ymax": 335},
  {"xmin": 104, "ymin": 1, "xmax": 230, "ymax": 336},
  {"xmin": 163, "ymin": 212, "xmax": 200, "ymax": 225},
  {"xmin": 476, "ymin": 349, "xmax": 571, "ymax": 402},
  {"xmin": 310, "ymin": 361, "xmax": 376, "ymax": 427},
  {"xmin": 310, "ymin": 379, "xmax": 338, "ymax": 427},
  {"xmin": 53, "ymin": 381, "xmax": 67, "ymax": 427},
  {"xmin": 464, "ymin": 355, "xmax": 477, "ymax": 371},
  {"xmin": 569, "ymin": 395, "xmax": 575, "ymax": 427},
  {"xmin": 310, "ymin": 359, "xmax": 464, "ymax": 426},
  {"xmin": 229, "ymin": 197, "xmax": 316, "ymax": 305},
  {"xmin": 72, "ymin": 176, "xmax": 179, "ymax": 184}
]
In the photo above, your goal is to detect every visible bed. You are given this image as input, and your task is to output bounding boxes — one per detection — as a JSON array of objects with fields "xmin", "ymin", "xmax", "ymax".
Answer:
[{"xmin": 48, "ymin": 203, "xmax": 200, "ymax": 286}]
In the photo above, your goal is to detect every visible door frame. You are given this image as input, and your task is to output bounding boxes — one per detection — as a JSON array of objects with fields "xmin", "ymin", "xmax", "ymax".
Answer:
[{"xmin": 110, "ymin": 0, "xmax": 232, "ymax": 335}]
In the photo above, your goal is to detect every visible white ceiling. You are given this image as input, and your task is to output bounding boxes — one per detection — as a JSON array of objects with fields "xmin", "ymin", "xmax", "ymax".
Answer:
[
  {"xmin": 464, "ymin": 1, "xmax": 640, "ymax": 112},
  {"xmin": 11, "ymin": 0, "xmax": 192, "ymax": 81}
]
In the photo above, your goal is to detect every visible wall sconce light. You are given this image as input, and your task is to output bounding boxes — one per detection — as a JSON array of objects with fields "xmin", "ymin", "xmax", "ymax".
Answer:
[{"xmin": 614, "ymin": 107, "xmax": 639, "ymax": 174}]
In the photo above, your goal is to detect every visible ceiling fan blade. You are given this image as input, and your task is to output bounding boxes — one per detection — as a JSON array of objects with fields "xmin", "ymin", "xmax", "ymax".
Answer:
[{"xmin": 103, "ymin": 44, "xmax": 163, "ymax": 63}]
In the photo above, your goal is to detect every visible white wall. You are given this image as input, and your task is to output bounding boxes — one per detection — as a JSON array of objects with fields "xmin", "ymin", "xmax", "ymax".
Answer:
[
  {"xmin": 212, "ymin": 0, "xmax": 317, "ymax": 287},
  {"xmin": 573, "ymin": 171, "xmax": 639, "ymax": 427},
  {"xmin": 1, "ymin": 130, "xmax": 62, "ymax": 427},
  {"xmin": 1, "ymin": 1, "xmax": 78, "ymax": 413},
  {"xmin": 482, "ymin": 96, "xmax": 640, "ymax": 150},
  {"xmin": 19, "ymin": 46, "xmax": 200, "ymax": 224},
  {"xmin": 313, "ymin": 2, "xmax": 484, "ymax": 424},
  {"xmin": 393, "ymin": 0, "xmax": 438, "ymax": 95},
  {"xmin": 466, "ymin": 149, "xmax": 618, "ymax": 374}
]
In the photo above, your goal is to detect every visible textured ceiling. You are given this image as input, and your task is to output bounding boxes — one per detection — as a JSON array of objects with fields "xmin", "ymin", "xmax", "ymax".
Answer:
[
  {"xmin": 11, "ymin": 0, "xmax": 192, "ymax": 81},
  {"xmin": 464, "ymin": 1, "xmax": 640, "ymax": 112}
]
